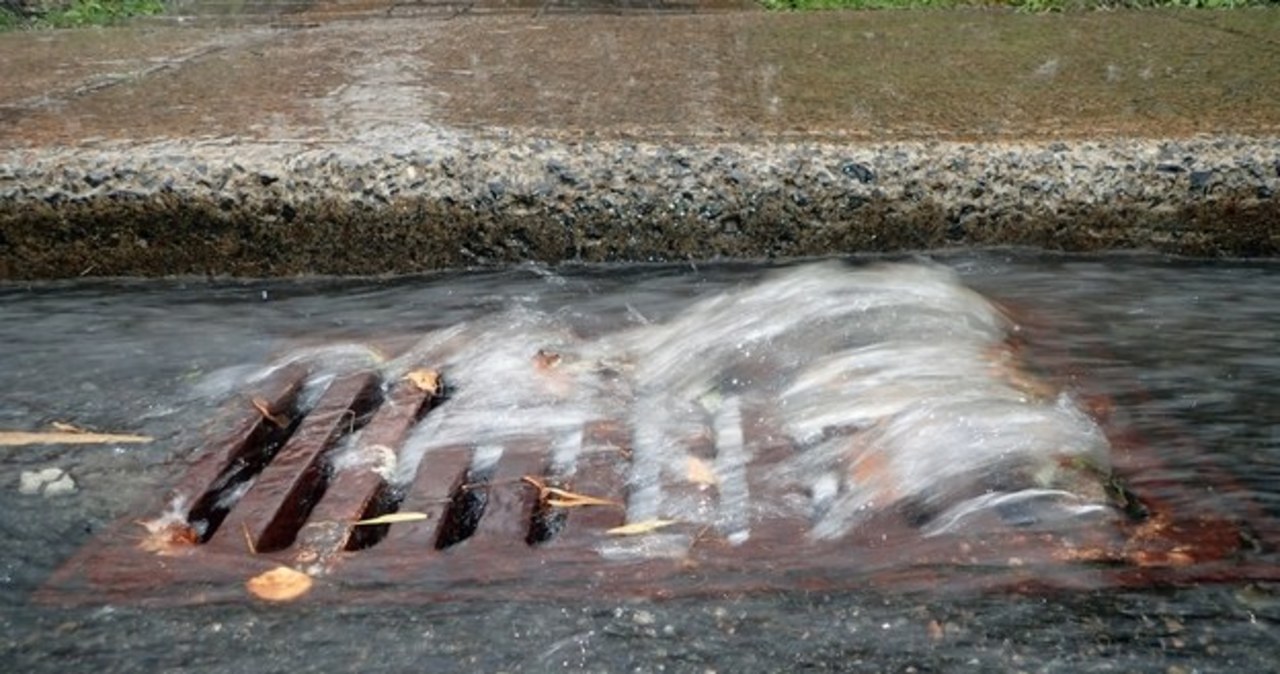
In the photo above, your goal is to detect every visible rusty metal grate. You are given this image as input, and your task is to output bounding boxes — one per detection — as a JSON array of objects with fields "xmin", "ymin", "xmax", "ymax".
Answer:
[{"xmin": 37, "ymin": 357, "xmax": 1280, "ymax": 606}]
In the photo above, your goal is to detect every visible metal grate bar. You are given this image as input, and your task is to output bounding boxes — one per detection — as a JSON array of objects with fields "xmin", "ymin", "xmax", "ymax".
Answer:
[
  {"xmin": 176, "ymin": 364, "xmax": 307, "ymax": 527},
  {"xmin": 209, "ymin": 372, "xmax": 381, "ymax": 553},
  {"xmin": 552, "ymin": 449, "xmax": 630, "ymax": 544},
  {"xmin": 378, "ymin": 445, "xmax": 474, "ymax": 552},
  {"xmin": 293, "ymin": 375, "xmax": 438, "ymax": 564},
  {"xmin": 463, "ymin": 447, "xmax": 549, "ymax": 551}
]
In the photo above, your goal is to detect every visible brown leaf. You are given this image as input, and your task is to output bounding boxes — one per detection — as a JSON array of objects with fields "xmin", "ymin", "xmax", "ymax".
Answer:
[
  {"xmin": 685, "ymin": 456, "xmax": 718, "ymax": 486},
  {"xmin": 927, "ymin": 619, "xmax": 945, "ymax": 642},
  {"xmin": 136, "ymin": 520, "xmax": 199, "ymax": 555},
  {"xmin": 246, "ymin": 566, "xmax": 313, "ymax": 602},
  {"xmin": 251, "ymin": 397, "xmax": 289, "ymax": 427},
  {"xmin": 532, "ymin": 350, "xmax": 562, "ymax": 370},
  {"xmin": 0, "ymin": 431, "xmax": 152, "ymax": 446},
  {"xmin": 405, "ymin": 369, "xmax": 441, "ymax": 395}
]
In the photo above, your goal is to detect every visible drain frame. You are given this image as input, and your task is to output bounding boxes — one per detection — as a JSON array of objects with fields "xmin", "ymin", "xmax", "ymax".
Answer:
[{"xmin": 35, "ymin": 353, "xmax": 1280, "ymax": 606}]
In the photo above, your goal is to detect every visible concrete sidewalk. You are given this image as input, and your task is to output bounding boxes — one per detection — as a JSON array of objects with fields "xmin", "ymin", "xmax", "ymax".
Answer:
[{"xmin": 2, "ymin": 7, "xmax": 1279, "ymax": 277}]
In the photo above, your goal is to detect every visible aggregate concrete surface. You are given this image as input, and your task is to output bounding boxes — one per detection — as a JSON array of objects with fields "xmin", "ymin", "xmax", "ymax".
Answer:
[{"xmin": 2, "ymin": 4, "xmax": 1279, "ymax": 277}]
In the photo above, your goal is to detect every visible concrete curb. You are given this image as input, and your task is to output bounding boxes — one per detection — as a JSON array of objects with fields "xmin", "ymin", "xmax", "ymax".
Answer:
[{"xmin": 2, "ymin": 132, "xmax": 1277, "ymax": 277}]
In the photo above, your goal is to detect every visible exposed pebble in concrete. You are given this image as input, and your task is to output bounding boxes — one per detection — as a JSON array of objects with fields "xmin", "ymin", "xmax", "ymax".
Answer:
[{"xmin": 18, "ymin": 467, "xmax": 77, "ymax": 497}]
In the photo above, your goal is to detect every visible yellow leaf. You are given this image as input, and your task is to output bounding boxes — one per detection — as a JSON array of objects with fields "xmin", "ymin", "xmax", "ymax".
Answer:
[
  {"xmin": 685, "ymin": 457, "xmax": 718, "ymax": 486},
  {"xmin": 242, "ymin": 522, "xmax": 257, "ymax": 555},
  {"xmin": 522, "ymin": 476, "xmax": 620, "ymax": 509},
  {"xmin": 246, "ymin": 566, "xmax": 313, "ymax": 602},
  {"xmin": 0, "ymin": 431, "xmax": 153, "ymax": 446},
  {"xmin": 405, "ymin": 369, "xmax": 441, "ymax": 395},
  {"xmin": 606, "ymin": 519, "xmax": 679, "ymax": 536},
  {"xmin": 544, "ymin": 486, "xmax": 619, "ymax": 508},
  {"xmin": 352, "ymin": 512, "xmax": 430, "ymax": 526}
]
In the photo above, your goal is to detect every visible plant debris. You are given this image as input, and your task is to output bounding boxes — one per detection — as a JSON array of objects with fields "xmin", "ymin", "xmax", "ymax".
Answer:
[
  {"xmin": 404, "ymin": 369, "xmax": 441, "ymax": 395},
  {"xmin": 136, "ymin": 519, "xmax": 199, "ymax": 555},
  {"xmin": 607, "ymin": 519, "xmax": 679, "ymax": 536},
  {"xmin": 251, "ymin": 397, "xmax": 289, "ymax": 427},
  {"xmin": 685, "ymin": 456, "xmax": 718, "ymax": 486},
  {"xmin": 522, "ymin": 476, "xmax": 621, "ymax": 509},
  {"xmin": 352, "ymin": 512, "xmax": 430, "ymax": 526},
  {"xmin": 0, "ymin": 430, "xmax": 153, "ymax": 446},
  {"xmin": 532, "ymin": 349, "xmax": 562, "ymax": 369},
  {"xmin": 246, "ymin": 566, "xmax": 313, "ymax": 602},
  {"xmin": 242, "ymin": 522, "xmax": 257, "ymax": 555}
]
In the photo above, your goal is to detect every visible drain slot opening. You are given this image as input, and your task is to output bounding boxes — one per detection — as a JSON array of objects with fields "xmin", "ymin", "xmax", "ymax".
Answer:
[
  {"xmin": 188, "ymin": 398, "xmax": 305, "ymax": 542},
  {"xmin": 436, "ymin": 466, "xmax": 494, "ymax": 550},
  {"xmin": 526, "ymin": 475, "xmax": 570, "ymax": 546},
  {"xmin": 345, "ymin": 482, "xmax": 404, "ymax": 552},
  {"xmin": 252, "ymin": 382, "xmax": 385, "ymax": 553}
]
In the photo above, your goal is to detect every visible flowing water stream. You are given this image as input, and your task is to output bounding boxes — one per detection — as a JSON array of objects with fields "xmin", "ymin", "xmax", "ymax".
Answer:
[{"xmin": 1, "ymin": 250, "xmax": 1277, "ymax": 671}]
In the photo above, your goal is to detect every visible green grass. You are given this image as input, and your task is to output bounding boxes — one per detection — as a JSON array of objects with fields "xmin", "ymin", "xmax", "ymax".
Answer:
[
  {"xmin": 0, "ymin": 7, "xmax": 22, "ymax": 29},
  {"xmin": 760, "ymin": 0, "xmax": 1273, "ymax": 9},
  {"xmin": 0, "ymin": 0, "xmax": 1271, "ymax": 32},
  {"xmin": 0, "ymin": 0, "xmax": 164, "ymax": 30}
]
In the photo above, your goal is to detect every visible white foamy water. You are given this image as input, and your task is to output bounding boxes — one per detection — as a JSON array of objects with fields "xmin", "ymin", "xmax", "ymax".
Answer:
[{"xmin": 265, "ymin": 261, "xmax": 1118, "ymax": 550}]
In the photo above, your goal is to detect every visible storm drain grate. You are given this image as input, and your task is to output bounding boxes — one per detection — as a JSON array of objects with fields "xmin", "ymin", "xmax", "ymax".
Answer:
[{"xmin": 37, "ymin": 361, "xmax": 1280, "ymax": 606}]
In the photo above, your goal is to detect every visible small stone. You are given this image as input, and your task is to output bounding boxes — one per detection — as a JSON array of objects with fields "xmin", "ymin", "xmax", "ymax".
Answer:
[
  {"xmin": 1189, "ymin": 170, "xmax": 1213, "ymax": 191},
  {"xmin": 19, "ymin": 467, "xmax": 74, "ymax": 496},
  {"xmin": 19, "ymin": 471, "xmax": 47, "ymax": 495},
  {"xmin": 840, "ymin": 161, "xmax": 875, "ymax": 184},
  {"xmin": 1034, "ymin": 58, "xmax": 1060, "ymax": 79},
  {"xmin": 43, "ymin": 473, "xmax": 77, "ymax": 497}
]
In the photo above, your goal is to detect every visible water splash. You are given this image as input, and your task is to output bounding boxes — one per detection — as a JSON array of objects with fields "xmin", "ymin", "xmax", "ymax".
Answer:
[{"xmin": 260, "ymin": 261, "xmax": 1118, "ymax": 549}]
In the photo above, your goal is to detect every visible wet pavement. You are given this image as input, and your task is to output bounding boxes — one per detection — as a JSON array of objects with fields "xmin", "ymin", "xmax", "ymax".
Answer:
[
  {"xmin": 2, "ymin": 7, "xmax": 1280, "ymax": 277},
  {"xmin": 2, "ymin": 252, "xmax": 1279, "ymax": 671},
  {"xmin": 3, "ymin": 7, "xmax": 1279, "ymax": 144},
  {"xmin": 3, "ymin": 7, "xmax": 1279, "ymax": 670}
]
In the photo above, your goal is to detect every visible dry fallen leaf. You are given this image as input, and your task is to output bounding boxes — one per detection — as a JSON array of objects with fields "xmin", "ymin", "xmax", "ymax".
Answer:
[
  {"xmin": 405, "ymin": 369, "xmax": 441, "ymax": 395},
  {"xmin": 522, "ymin": 476, "xmax": 621, "ymax": 509},
  {"xmin": 0, "ymin": 431, "xmax": 153, "ymax": 446},
  {"xmin": 607, "ymin": 519, "xmax": 679, "ymax": 536},
  {"xmin": 50, "ymin": 421, "xmax": 89, "ymax": 434},
  {"xmin": 136, "ymin": 520, "xmax": 199, "ymax": 555},
  {"xmin": 685, "ymin": 456, "xmax": 719, "ymax": 486},
  {"xmin": 242, "ymin": 522, "xmax": 257, "ymax": 555},
  {"xmin": 246, "ymin": 566, "xmax": 313, "ymax": 602},
  {"xmin": 532, "ymin": 350, "xmax": 562, "ymax": 370},
  {"xmin": 352, "ymin": 512, "xmax": 430, "ymax": 526},
  {"xmin": 251, "ymin": 397, "xmax": 289, "ymax": 427},
  {"xmin": 544, "ymin": 487, "xmax": 620, "ymax": 508},
  {"xmin": 927, "ymin": 619, "xmax": 945, "ymax": 642}
]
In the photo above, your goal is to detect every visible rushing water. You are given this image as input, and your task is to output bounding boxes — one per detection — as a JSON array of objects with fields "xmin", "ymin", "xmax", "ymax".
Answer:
[{"xmin": 1, "ymin": 250, "xmax": 1277, "ymax": 671}]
